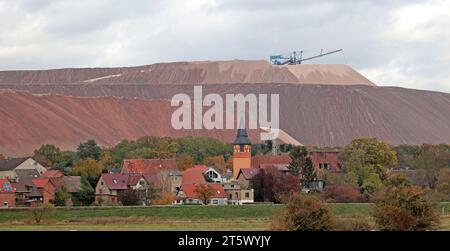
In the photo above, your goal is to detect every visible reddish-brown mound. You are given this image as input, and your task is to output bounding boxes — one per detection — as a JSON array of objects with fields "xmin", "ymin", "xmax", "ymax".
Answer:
[
  {"xmin": 1, "ymin": 83, "xmax": 449, "ymax": 156},
  {"xmin": 0, "ymin": 60, "xmax": 375, "ymax": 86}
]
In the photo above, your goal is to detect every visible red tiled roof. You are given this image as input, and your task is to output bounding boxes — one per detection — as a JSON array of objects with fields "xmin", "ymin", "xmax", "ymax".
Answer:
[
  {"xmin": 32, "ymin": 178, "xmax": 50, "ymax": 188},
  {"xmin": 126, "ymin": 175, "xmax": 144, "ymax": 187},
  {"xmin": 143, "ymin": 173, "xmax": 160, "ymax": 188},
  {"xmin": 251, "ymin": 155, "xmax": 291, "ymax": 169},
  {"xmin": 193, "ymin": 165, "xmax": 209, "ymax": 173},
  {"xmin": 182, "ymin": 169, "xmax": 206, "ymax": 186},
  {"xmin": 0, "ymin": 179, "xmax": 15, "ymax": 193},
  {"xmin": 100, "ymin": 173, "xmax": 128, "ymax": 190},
  {"xmin": 42, "ymin": 170, "xmax": 64, "ymax": 178},
  {"xmin": 121, "ymin": 159, "xmax": 177, "ymax": 174},
  {"xmin": 260, "ymin": 163, "xmax": 290, "ymax": 171},
  {"xmin": 238, "ymin": 168, "xmax": 261, "ymax": 180},
  {"xmin": 310, "ymin": 151, "xmax": 341, "ymax": 172},
  {"xmin": 182, "ymin": 183, "xmax": 227, "ymax": 199}
]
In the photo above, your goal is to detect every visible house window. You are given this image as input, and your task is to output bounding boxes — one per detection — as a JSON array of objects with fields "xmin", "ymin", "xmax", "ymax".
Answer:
[
  {"xmin": 99, "ymin": 189, "xmax": 103, "ymax": 194},
  {"xmin": 212, "ymin": 200, "xmax": 218, "ymax": 205},
  {"xmin": 235, "ymin": 192, "xmax": 238, "ymax": 198},
  {"xmin": 229, "ymin": 194, "xmax": 232, "ymax": 199},
  {"xmin": 101, "ymin": 181, "xmax": 104, "ymax": 186},
  {"xmin": 245, "ymin": 192, "xmax": 250, "ymax": 198},
  {"xmin": 319, "ymin": 163, "xmax": 330, "ymax": 169},
  {"xmin": 240, "ymin": 145, "xmax": 244, "ymax": 152}
]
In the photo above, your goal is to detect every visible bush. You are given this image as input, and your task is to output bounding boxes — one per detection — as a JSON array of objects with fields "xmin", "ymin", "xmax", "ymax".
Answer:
[
  {"xmin": 152, "ymin": 192, "xmax": 176, "ymax": 205},
  {"xmin": 323, "ymin": 184, "xmax": 365, "ymax": 203},
  {"xmin": 271, "ymin": 195, "xmax": 334, "ymax": 231},
  {"xmin": 54, "ymin": 186, "xmax": 68, "ymax": 206},
  {"xmin": 118, "ymin": 189, "xmax": 141, "ymax": 206},
  {"xmin": 28, "ymin": 203, "xmax": 54, "ymax": 224},
  {"xmin": 373, "ymin": 186, "xmax": 440, "ymax": 231}
]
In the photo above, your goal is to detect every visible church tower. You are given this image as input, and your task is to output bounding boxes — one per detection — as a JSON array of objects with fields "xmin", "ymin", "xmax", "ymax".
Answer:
[{"xmin": 232, "ymin": 119, "xmax": 251, "ymax": 178}]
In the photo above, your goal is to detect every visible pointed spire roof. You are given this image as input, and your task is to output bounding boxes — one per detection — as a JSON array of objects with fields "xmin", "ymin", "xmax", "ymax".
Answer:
[{"xmin": 234, "ymin": 116, "xmax": 251, "ymax": 145}]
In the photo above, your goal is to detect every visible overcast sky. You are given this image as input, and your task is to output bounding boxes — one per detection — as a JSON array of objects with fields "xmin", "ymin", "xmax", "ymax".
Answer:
[{"xmin": 0, "ymin": 0, "xmax": 449, "ymax": 92}]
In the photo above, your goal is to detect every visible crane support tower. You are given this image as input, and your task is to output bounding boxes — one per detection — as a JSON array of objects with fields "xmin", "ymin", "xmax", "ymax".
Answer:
[{"xmin": 270, "ymin": 49, "xmax": 343, "ymax": 65}]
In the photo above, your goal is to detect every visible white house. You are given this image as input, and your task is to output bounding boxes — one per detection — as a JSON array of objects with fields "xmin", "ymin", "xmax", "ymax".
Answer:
[{"xmin": 0, "ymin": 157, "xmax": 46, "ymax": 180}]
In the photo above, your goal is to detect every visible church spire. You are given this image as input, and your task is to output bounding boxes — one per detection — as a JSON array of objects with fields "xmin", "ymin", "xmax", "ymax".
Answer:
[{"xmin": 234, "ymin": 116, "xmax": 251, "ymax": 145}]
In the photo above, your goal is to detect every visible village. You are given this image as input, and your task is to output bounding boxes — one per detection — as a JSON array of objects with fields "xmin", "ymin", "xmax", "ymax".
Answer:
[
  {"xmin": 2, "ymin": 123, "xmax": 448, "ymax": 213},
  {"xmin": 0, "ymin": 125, "xmax": 347, "ymax": 208}
]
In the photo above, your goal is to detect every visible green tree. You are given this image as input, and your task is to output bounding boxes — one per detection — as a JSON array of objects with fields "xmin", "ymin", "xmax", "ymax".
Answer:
[
  {"xmin": 302, "ymin": 157, "xmax": 317, "ymax": 188},
  {"xmin": 77, "ymin": 139, "xmax": 102, "ymax": 160},
  {"xmin": 33, "ymin": 144, "xmax": 64, "ymax": 167},
  {"xmin": 99, "ymin": 150, "xmax": 116, "ymax": 172},
  {"xmin": 413, "ymin": 144, "xmax": 449, "ymax": 188},
  {"xmin": 395, "ymin": 144, "xmax": 419, "ymax": 168},
  {"xmin": 71, "ymin": 176, "xmax": 95, "ymax": 206},
  {"xmin": 72, "ymin": 158, "xmax": 102, "ymax": 188},
  {"xmin": 386, "ymin": 173, "xmax": 412, "ymax": 189},
  {"xmin": 339, "ymin": 138, "xmax": 397, "ymax": 194},
  {"xmin": 54, "ymin": 186, "xmax": 68, "ymax": 206},
  {"xmin": 288, "ymin": 146, "xmax": 308, "ymax": 176},
  {"xmin": 361, "ymin": 173, "xmax": 383, "ymax": 195}
]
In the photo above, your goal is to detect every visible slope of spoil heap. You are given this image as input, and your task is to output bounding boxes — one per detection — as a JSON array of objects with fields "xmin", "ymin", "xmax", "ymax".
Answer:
[
  {"xmin": 0, "ymin": 60, "xmax": 375, "ymax": 86},
  {"xmin": 0, "ymin": 60, "xmax": 449, "ymax": 157}
]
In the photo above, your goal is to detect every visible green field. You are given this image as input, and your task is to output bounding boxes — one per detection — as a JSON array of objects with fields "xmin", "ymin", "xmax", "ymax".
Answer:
[{"xmin": 0, "ymin": 203, "xmax": 449, "ymax": 231}]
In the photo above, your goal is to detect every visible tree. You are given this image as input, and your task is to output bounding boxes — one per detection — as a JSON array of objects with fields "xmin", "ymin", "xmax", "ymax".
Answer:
[
  {"xmin": 32, "ymin": 154, "xmax": 52, "ymax": 168},
  {"xmin": 71, "ymin": 158, "xmax": 103, "ymax": 188},
  {"xmin": 176, "ymin": 154, "xmax": 195, "ymax": 171},
  {"xmin": 33, "ymin": 144, "xmax": 63, "ymax": 167},
  {"xmin": 373, "ymin": 186, "xmax": 439, "ymax": 231},
  {"xmin": 28, "ymin": 203, "xmax": 54, "ymax": 224},
  {"xmin": 436, "ymin": 168, "xmax": 450, "ymax": 194},
  {"xmin": 361, "ymin": 173, "xmax": 384, "ymax": 195},
  {"xmin": 118, "ymin": 189, "xmax": 141, "ymax": 206},
  {"xmin": 194, "ymin": 183, "xmax": 215, "ymax": 205},
  {"xmin": 203, "ymin": 155, "xmax": 227, "ymax": 174},
  {"xmin": 259, "ymin": 166, "xmax": 300, "ymax": 203},
  {"xmin": 71, "ymin": 176, "xmax": 95, "ymax": 206},
  {"xmin": 386, "ymin": 173, "xmax": 411, "ymax": 189},
  {"xmin": 339, "ymin": 138, "xmax": 397, "ymax": 195},
  {"xmin": 54, "ymin": 186, "xmax": 68, "ymax": 206},
  {"xmin": 77, "ymin": 139, "xmax": 102, "ymax": 160},
  {"xmin": 99, "ymin": 150, "xmax": 116, "ymax": 172},
  {"xmin": 288, "ymin": 146, "xmax": 308, "ymax": 176},
  {"xmin": 301, "ymin": 157, "xmax": 317, "ymax": 189},
  {"xmin": 272, "ymin": 195, "xmax": 334, "ymax": 231},
  {"xmin": 413, "ymin": 144, "xmax": 449, "ymax": 188},
  {"xmin": 395, "ymin": 144, "xmax": 419, "ymax": 168},
  {"xmin": 322, "ymin": 171, "xmax": 358, "ymax": 187}
]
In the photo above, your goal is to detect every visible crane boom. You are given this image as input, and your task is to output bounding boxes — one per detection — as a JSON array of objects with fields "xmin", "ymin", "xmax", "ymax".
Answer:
[
  {"xmin": 270, "ymin": 49, "xmax": 343, "ymax": 65},
  {"xmin": 300, "ymin": 49, "xmax": 342, "ymax": 63}
]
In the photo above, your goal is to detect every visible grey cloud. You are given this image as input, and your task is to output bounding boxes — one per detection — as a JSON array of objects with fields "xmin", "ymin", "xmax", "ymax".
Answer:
[{"xmin": 0, "ymin": 0, "xmax": 448, "ymax": 92}]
